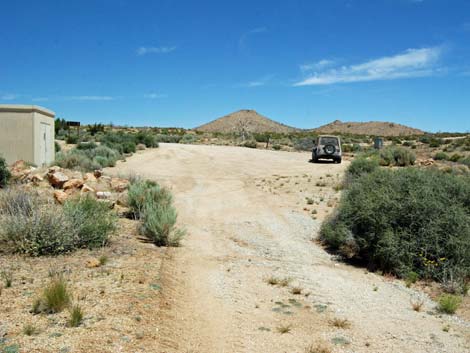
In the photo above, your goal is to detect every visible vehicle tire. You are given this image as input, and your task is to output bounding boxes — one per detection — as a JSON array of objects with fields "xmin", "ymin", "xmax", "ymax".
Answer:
[
  {"xmin": 312, "ymin": 153, "xmax": 318, "ymax": 163},
  {"xmin": 335, "ymin": 157, "xmax": 342, "ymax": 164},
  {"xmin": 324, "ymin": 144, "xmax": 336, "ymax": 155}
]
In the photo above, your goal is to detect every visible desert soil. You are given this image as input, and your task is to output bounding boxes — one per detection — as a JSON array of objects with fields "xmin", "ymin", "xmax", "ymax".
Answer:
[{"xmin": 108, "ymin": 143, "xmax": 469, "ymax": 353}]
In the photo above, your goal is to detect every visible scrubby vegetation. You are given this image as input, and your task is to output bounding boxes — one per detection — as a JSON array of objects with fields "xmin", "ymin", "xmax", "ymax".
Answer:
[
  {"xmin": 33, "ymin": 276, "xmax": 71, "ymax": 314},
  {"xmin": 0, "ymin": 189, "xmax": 116, "ymax": 256},
  {"xmin": 0, "ymin": 156, "xmax": 10, "ymax": 188},
  {"xmin": 321, "ymin": 158, "xmax": 470, "ymax": 292},
  {"xmin": 128, "ymin": 179, "xmax": 185, "ymax": 246},
  {"xmin": 379, "ymin": 146, "xmax": 416, "ymax": 166}
]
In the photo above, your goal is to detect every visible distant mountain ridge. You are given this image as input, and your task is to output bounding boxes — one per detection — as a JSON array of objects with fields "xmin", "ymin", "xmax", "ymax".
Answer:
[
  {"xmin": 312, "ymin": 120, "xmax": 425, "ymax": 136},
  {"xmin": 195, "ymin": 110, "xmax": 425, "ymax": 136},
  {"xmin": 194, "ymin": 109, "xmax": 298, "ymax": 134}
]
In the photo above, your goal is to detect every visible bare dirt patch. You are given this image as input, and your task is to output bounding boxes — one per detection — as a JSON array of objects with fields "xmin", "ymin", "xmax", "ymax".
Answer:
[{"xmin": 108, "ymin": 144, "xmax": 470, "ymax": 353}]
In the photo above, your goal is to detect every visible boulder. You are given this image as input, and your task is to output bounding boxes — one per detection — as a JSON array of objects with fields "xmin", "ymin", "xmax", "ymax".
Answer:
[
  {"xmin": 96, "ymin": 191, "xmax": 112, "ymax": 200},
  {"xmin": 48, "ymin": 171, "xmax": 69, "ymax": 188},
  {"xmin": 81, "ymin": 184, "xmax": 95, "ymax": 194},
  {"xmin": 53, "ymin": 190, "xmax": 68, "ymax": 204},
  {"xmin": 63, "ymin": 178, "xmax": 84, "ymax": 190},
  {"xmin": 93, "ymin": 170, "xmax": 103, "ymax": 179},
  {"xmin": 84, "ymin": 173, "xmax": 97, "ymax": 182}
]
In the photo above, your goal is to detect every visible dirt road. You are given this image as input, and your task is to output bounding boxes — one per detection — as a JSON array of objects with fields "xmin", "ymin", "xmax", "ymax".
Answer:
[{"xmin": 111, "ymin": 143, "xmax": 469, "ymax": 353}]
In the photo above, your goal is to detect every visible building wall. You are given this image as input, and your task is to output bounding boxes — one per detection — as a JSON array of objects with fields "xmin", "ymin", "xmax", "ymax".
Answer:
[
  {"xmin": 33, "ymin": 112, "xmax": 55, "ymax": 166},
  {"xmin": 0, "ymin": 111, "xmax": 34, "ymax": 164},
  {"xmin": 0, "ymin": 105, "xmax": 55, "ymax": 166}
]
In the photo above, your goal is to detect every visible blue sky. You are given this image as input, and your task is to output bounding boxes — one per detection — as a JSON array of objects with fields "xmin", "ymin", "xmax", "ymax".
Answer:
[{"xmin": 1, "ymin": 0, "xmax": 469, "ymax": 132}]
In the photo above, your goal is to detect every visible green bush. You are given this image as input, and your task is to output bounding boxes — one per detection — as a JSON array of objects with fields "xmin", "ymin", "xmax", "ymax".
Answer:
[
  {"xmin": 179, "ymin": 134, "xmax": 198, "ymax": 144},
  {"xmin": 140, "ymin": 197, "xmax": 185, "ymax": 246},
  {"xmin": 128, "ymin": 179, "xmax": 184, "ymax": 246},
  {"xmin": 63, "ymin": 196, "xmax": 117, "ymax": 249},
  {"xmin": 272, "ymin": 144, "xmax": 281, "ymax": 151},
  {"xmin": 155, "ymin": 134, "xmax": 182, "ymax": 143},
  {"xmin": 65, "ymin": 135, "xmax": 79, "ymax": 144},
  {"xmin": 347, "ymin": 157, "xmax": 379, "ymax": 178},
  {"xmin": 434, "ymin": 152, "xmax": 449, "ymax": 161},
  {"xmin": 437, "ymin": 294, "xmax": 462, "ymax": 314},
  {"xmin": 0, "ymin": 156, "xmax": 11, "ymax": 188},
  {"xmin": 242, "ymin": 140, "xmax": 257, "ymax": 149},
  {"xmin": 294, "ymin": 137, "xmax": 315, "ymax": 151},
  {"xmin": 450, "ymin": 153, "xmax": 463, "ymax": 162},
  {"xmin": 321, "ymin": 167, "xmax": 470, "ymax": 283},
  {"xmin": 54, "ymin": 150, "xmax": 102, "ymax": 171},
  {"xmin": 0, "ymin": 189, "xmax": 116, "ymax": 256},
  {"xmin": 55, "ymin": 142, "xmax": 61, "ymax": 153},
  {"xmin": 135, "ymin": 131, "xmax": 158, "ymax": 148},
  {"xmin": 379, "ymin": 147, "xmax": 415, "ymax": 166}
]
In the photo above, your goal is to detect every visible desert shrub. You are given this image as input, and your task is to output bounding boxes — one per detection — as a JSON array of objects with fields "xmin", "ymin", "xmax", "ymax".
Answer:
[
  {"xmin": 347, "ymin": 157, "xmax": 379, "ymax": 178},
  {"xmin": 379, "ymin": 147, "xmax": 415, "ymax": 166},
  {"xmin": 0, "ymin": 190, "xmax": 78, "ymax": 256},
  {"xmin": 0, "ymin": 156, "xmax": 11, "ymax": 188},
  {"xmin": 65, "ymin": 135, "xmax": 79, "ymax": 144},
  {"xmin": 179, "ymin": 134, "xmax": 198, "ymax": 144},
  {"xmin": 135, "ymin": 131, "xmax": 158, "ymax": 148},
  {"xmin": 460, "ymin": 157, "xmax": 470, "ymax": 167},
  {"xmin": 140, "ymin": 197, "xmax": 185, "ymax": 246},
  {"xmin": 63, "ymin": 196, "xmax": 117, "ymax": 249},
  {"xmin": 242, "ymin": 140, "xmax": 257, "ymax": 148},
  {"xmin": 0, "ymin": 189, "xmax": 116, "ymax": 255},
  {"xmin": 253, "ymin": 133, "xmax": 270, "ymax": 143},
  {"xmin": 54, "ymin": 150, "xmax": 101, "ymax": 171},
  {"xmin": 33, "ymin": 276, "xmax": 71, "ymax": 314},
  {"xmin": 434, "ymin": 152, "xmax": 449, "ymax": 161},
  {"xmin": 122, "ymin": 141, "xmax": 136, "ymax": 153},
  {"xmin": 450, "ymin": 153, "xmax": 463, "ymax": 162},
  {"xmin": 437, "ymin": 294, "xmax": 462, "ymax": 314},
  {"xmin": 128, "ymin": 179, "xmax": 184, "ymax": 246},
  {"xmin": 155, "ymin": 134, "xmax": 182, "ymax": 143},
  {"xmin": 321, "ymin": 167, "xmax": 470, "ymax": 283},
  {"xmin": 55, "ymin": 142, "xmax": 61, "ymax": 153},
  {"xmin": 294, "ymin": 137, "xmax": 315, "ymax": 151},
  {"xmin": 76, "ymin": 141, "xmax": 98, "ymax": 150},
  {"xmin": 429, "ymin": 138, "xmax": 443, "ymax": 148},
  {"xmin": 272, "ymin": 144, "xmax": 281, "ymax": 150}
]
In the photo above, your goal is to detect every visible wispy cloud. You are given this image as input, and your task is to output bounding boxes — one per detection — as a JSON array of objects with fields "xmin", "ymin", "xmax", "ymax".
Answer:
[
  {"xmin": 240, "ymin": 74, "xmax": 274, "ymax": 88},
  {"xmin": 68, "ymin": 96, "xmax": 115, "ymax": 101},
  {"xmin": 137, "ymin": 46, "xmax": 176, "ymax": 56},
  {"xmin": 0, "ymin": 93, "xmax": 19, "ymax": 100},
  {"xmin": 300, "ymin": 59, "xmax": 335, "ymax": 72},
  {"xmin": 144, "ymin": 93, "xmax": 167, "ymax": 99},
  {"xmin": 294, "ymin": 47, "xmax": 443, "ymax": 86},
  {"xmin": 239, "ymin": 27, "xmax": 267, "ymax": 50}
]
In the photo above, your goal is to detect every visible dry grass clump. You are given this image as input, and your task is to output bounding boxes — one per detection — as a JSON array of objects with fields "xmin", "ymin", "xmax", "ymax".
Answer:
[
  {"xmin": 437, "ymin": 294, "xmax": 462, "ymax": 314},
  {"xmin": 33, "ymin": 276, "xmax": 71, "ymax": 314},
  {"xmin": 305, "ymin": 341, "xmax": 332, "ymax": 353},
  {"xmin": 410, "ymin": 296, "xmax": 425, "ymax": 312},
  {"xmin": 276, "ymin": 324, "xmax": 292, "ymax": 334},
  {"xmin": 68, "ymin": 304, "xmax": 84, "ymax": 327},
  {"xmin": 1, "ymin": 270, "xmax": 13, "ymax": 288},
  {"xmin": 266, "ymin": 276, "xmax": 291, "ymax": 287},
  {"xmin": 22, "ymin": 323, "xmax": 40, "ymax": 336},
  {"xmin": 330, "ymin": 317, "xmax": 351, "ymax": 329},
  {"xmin": 290, "ymin": 286, "xmax": 302, "ymax": 295}
]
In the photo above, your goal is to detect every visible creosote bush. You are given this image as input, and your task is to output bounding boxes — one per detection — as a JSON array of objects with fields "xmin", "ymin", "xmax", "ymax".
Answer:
[
  {"xmin": 128, "ymin": 179, "xmax": 185, "ymax": 246},
  {"xmin": 0, "ymin": 156, "xmax": 10, "ymax": 188},
  {"xmin": 0, "ymin": 189, "xmax": 116, "ymax": 256},
  {"xmin": 321, "ymin": 162, "xmax": 470, "ymax": 286}
]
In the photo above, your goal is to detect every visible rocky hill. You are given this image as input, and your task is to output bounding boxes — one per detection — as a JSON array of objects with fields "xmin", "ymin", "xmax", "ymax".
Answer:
[
  {"xmin": 313, "ymin": 120, "xmax": 425, "ymax": 136},
  {"xmin": 195, "ymin": 110, "xmax": 298, "ymax": 134}
]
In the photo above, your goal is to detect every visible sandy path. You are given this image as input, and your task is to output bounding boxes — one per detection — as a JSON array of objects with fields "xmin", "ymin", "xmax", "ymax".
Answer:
[{"xmin": 109, "ymin": 143, "xmax": 469, "ymax": 353}]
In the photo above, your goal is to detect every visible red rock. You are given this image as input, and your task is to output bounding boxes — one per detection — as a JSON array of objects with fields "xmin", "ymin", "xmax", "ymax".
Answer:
[
  {"xmin": 81, "ymin": 184, "xmax": 95, "ymax": 194},
  {"xmin": 48, "ymin": 171, "xmax": 69, "ymax": 188},
  {"xmin": 53, "ymin": 190, "xmax": 68, "ymax": 204},
  {"xmin": 63, "ymin": 178, "xmax": 84, "ymax": 190}
]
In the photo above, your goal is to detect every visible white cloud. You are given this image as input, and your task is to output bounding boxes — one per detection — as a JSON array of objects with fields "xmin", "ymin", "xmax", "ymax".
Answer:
[
  {"xmin": 0, "ymin": 94, "xmax": 18, "ymax": 100},
  {"xmin": 240, "ymin": 74, "xmax": 274, "ymax": 88},
  {"xmin": 144, "ymin": 93, "xmax": 167, "ymax": 99},
  {"xmin": 68, "ymin": 96, "xmax": 115, "ymax": 101},
  {"xmin": 300, "ymin": 59, "xmax": 335, "ymax": 72},
  {"xmin": 137, "ymin": 46, "xmax": 176, "ymax": 55},
  {"xmin": 294, "ymin": 47, "xmax": 443, "ymax": 86}
]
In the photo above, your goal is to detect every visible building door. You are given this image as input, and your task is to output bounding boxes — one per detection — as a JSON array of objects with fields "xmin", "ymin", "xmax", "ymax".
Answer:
[{"xmin": 39, "ymin": 122, "xmax": 51, "ymax": 166}]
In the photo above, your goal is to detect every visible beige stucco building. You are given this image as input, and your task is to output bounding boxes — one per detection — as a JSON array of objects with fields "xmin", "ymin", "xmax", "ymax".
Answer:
[{"xmin": 0, "ymin": 105, "xmax": 55, "ymax": 166}]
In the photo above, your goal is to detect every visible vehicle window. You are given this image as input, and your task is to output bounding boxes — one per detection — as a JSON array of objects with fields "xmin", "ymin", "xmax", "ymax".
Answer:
[{"xmin": 320, "ymin": 137, "xmax": 339, "ymax": 146}]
